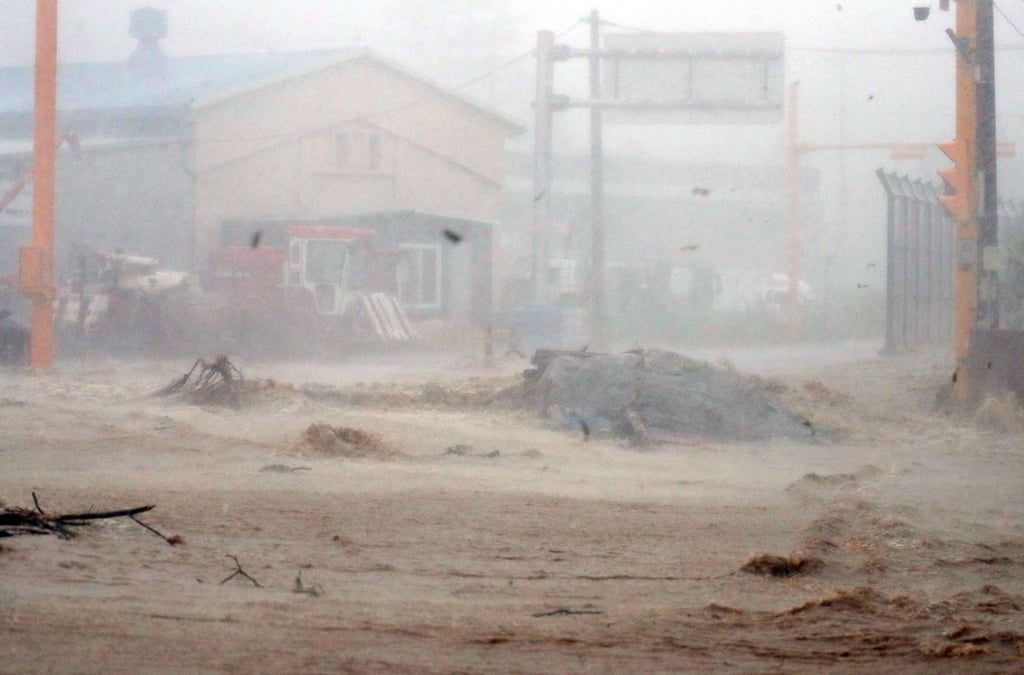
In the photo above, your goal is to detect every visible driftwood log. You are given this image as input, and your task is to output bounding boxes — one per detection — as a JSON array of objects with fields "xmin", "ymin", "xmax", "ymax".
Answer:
[{"xmin": 0, "ymin": 497, "xmax": 155, "ymax": 539}]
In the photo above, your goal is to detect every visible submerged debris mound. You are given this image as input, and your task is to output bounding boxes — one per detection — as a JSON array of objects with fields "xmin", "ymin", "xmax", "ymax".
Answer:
[
  {"xmin": 524, "ymin": 348, "xmax": 822, "ymax": 443},
  {"xmin": 295, "ymin": 423, "xmax": 403, "ymax": 459},
  {"xmin": 972, "ymin": 391, "xmax": 1024, "ymax": 433},
  {"xmin": 741, "ymin": 552, "xmax": 824, "ymax": 578},
  {"xmin": 784, "ymin": 586, "xmax": 902, "ymax": 616}
]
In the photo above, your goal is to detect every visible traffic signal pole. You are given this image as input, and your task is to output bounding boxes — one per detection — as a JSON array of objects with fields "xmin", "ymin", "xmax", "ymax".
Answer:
[
  {"xmin": 938, "ymin": 0, "xmax": 999, "ymax": 402},
  {"xmin": 938, "ymin": 0, "xmax": 977, "ymax": 402}
]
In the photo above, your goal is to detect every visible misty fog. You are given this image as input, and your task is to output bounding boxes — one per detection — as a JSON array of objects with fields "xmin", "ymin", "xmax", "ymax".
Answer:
[{"xmin": 1, "ymin": 2, "xmax": 1023, "ymax": 672}]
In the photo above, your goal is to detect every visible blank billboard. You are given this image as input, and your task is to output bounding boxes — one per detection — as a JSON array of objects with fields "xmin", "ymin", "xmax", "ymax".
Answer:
[{"xmin": 603, "ymin": 32, "xmax": 785, "ymax": 124}]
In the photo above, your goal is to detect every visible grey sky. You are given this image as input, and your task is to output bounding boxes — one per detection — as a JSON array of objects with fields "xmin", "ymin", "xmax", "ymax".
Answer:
[{"xmin": 0, "ymin": 1, "xmax": 980, "ymax": 66}]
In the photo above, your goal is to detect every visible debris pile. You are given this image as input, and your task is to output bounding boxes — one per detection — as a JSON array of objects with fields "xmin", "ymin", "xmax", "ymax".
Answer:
[
  {"xmin": 523, "ymin": 348, "xmax": 822, "ymax": 443},
  {"xmin": 294, "ymin": 423, "xmax": 403, "ymax": 459}
]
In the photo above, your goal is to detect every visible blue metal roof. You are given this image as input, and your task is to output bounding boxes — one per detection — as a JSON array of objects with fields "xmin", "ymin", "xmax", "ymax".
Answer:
[{"xmin": 0, "ymin": 48, "xmax": 360, "ymax": 114}]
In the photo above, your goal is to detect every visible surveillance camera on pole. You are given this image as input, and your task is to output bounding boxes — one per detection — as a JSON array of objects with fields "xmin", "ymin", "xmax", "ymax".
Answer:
[{"xmin": 915, "ymin": 0, "xmax": 951, "ymax": 21}]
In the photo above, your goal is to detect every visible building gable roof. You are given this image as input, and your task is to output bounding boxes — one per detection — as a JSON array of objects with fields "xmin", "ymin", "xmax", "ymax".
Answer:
[
  {"xmin": 0, "ymin": 47, "xmax": 521, "ymax": 133},
  {"xmin": 0, "ymin": 49, "xmax": 357, "ymax": 113}
]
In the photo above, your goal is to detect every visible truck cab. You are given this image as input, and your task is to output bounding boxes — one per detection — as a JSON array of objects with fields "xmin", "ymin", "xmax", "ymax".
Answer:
[{"xmin": 284, "ymin": 225, "xmax": 377, "ymax": 316}]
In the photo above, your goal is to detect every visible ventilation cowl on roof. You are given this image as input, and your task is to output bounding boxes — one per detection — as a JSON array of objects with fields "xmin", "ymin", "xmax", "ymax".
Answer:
[{"xmin": 128, "ymin": 7, "xmax": 168, "ymax": 73}]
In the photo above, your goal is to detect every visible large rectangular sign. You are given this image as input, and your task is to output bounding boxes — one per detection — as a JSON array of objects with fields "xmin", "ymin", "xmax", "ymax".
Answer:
[{"xmin": 603, "ymin": 32, "xmax": 785, "ymax": 124}]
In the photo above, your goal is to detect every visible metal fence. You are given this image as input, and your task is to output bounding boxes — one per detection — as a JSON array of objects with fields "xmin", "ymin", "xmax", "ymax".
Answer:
[{"xmin": 877, "ymin": 169, "xmax": 1024, "ymax": 352}]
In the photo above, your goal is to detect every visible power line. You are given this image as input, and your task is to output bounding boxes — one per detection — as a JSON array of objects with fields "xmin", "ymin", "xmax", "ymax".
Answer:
[
  {"xmin": 591, "ymin": 14, "xmax": 1024, "ymax": 55},
  {"xmin": 791, "ymin": 45, "xmax": 950, "ymax": 55},
  {"xmin": 791, "ymin": 42, "xmax": 1024, "ymax": 55},
  {"xmin": 994, "ymin": 1, "xmax": 1024, "ymax": 38},
  {"xmin": 592, "ymin": 15, "xmax": 954, "ymax": 54},
  {"xmin": 200, "ymin": 22, "xmax": 583, "ymax": 145},
  {"xmin": 596, "ymin": 18, "xmax": 656, "ymax": 34},
  {"xmin": 451, "ymin": 20, "xmax": 583, "ymax": 92}
]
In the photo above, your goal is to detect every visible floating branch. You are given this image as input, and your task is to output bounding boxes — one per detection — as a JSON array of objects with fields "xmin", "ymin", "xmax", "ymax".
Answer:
[
  {"xmin": 293, "ymin": 570, "xmax": 323, "ymax": 597},
  {"xmin": 220, "ymin": 555, "xmax": 262, "ymax": 587},
  {"xmin": 129, "ymin": 514, "xmax": 184, "ymax": 546},
  {"xmin": 532, "ymin": 608, "xmax": 604, "ymax": 618},
  {"xmin": 0, "ymin": 497, "xmax": 155, "ymax": 539}
]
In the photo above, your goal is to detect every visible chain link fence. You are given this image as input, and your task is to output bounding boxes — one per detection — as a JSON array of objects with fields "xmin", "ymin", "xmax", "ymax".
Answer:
[{"xmin": 877, "ymin": 169, "xmax": 1024, "ymax": 353}]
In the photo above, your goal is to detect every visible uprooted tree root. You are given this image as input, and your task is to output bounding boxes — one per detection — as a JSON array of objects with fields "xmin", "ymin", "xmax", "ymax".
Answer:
[
  {"xmin": 294, "ymin": 423, "xmax": 403, "ymax": 459},
  {"xmin": 741, "ymin": 552, "xmax": 824, "ymax": 578},
  {"xmin": 157, "ymin": 354, "xmax": 244, "ymax": 407},
  {"xmin": 157, "ymin": 356, "xmax": 298, "ymax": 408}
]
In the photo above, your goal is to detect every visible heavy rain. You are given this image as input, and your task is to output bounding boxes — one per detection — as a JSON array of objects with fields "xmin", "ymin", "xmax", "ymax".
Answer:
[{"xmin": 1, "ymin": 1, "xmax": 1023, "ymax": 672}]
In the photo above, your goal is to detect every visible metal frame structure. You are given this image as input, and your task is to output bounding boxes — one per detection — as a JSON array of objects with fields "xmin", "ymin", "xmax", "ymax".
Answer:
[{"xmin": 532, "ymin": 12, "xmax": 783, "ymax": 347}]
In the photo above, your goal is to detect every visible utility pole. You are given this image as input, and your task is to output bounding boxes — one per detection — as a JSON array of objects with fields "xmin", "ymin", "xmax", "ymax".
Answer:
[
  {"xmin": 587, "ymin": 9, "xmax": 606, "ymax": 348},
  {"xmin": 785, "ymin": 82, "xmax": 802, "ymax": 327},
  {"xmin": 938, "ymin": 0, "xmax": 999, "ymax": 401},
  {"xmin": 938, "ymin": 0, "xmax": 977, "ymax": 402},
  {"xmin": 532, "ymin": 30, "xmax": 554, "ymax": 305},
  {"xmin": 975, "ymin": 0, "xmax": 999, "ymax": 332},
  {"xmin": 21, "ymin": 0, "xmax": 58, "ymax": 369}
]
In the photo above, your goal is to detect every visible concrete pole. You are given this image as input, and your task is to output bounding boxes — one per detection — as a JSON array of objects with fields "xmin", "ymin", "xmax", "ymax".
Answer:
[
  {"xmin": 975, "ymin": 0, "xmax": 999, "ymax": 331},
  {"xmin": 27, "ymin": 0, "xmax": 58, "ymax": 369},
  {"xmin": 532, "ymin": 31, "xmax": 554, "ymax": 305},
  {"xmin": 785, "ymin": 81, "xmax": 803, "ymax": 331},
  {"xmin": 588, "ymin": 9, "xmax": 606, "ymax": 348}
]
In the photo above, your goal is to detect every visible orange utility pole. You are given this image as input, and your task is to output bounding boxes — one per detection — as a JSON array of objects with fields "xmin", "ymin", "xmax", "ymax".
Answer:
[
  {"xmin": 938, "ymin": 0, "xmax": 978, "ymax": 402},
  {"xmin": 21, "ymin": 0, "xmax": 58, "ymax": 369}
]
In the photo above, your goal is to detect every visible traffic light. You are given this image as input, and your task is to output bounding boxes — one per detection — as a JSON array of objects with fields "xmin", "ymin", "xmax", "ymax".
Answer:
[{"xmin": 937, "ymin": 140, "xmax": 972, "ymax": 218}]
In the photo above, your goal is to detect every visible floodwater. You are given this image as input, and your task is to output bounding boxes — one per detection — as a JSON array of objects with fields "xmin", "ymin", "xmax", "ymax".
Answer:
[{"xmin": 1, "ymin": 343, "xmax": 1022, "ymax": 672}]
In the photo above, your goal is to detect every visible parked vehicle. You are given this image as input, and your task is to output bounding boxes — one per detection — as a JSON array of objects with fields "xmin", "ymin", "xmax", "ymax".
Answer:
[{"xmin": 56, "ymin": 224, "xmax": 415, "ymax": 357}]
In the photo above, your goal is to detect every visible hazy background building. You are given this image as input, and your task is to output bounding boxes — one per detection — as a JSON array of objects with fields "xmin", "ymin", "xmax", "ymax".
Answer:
[{"xmin": 2, "ymin": 0, "xmax": 1023, "ymax": 341}]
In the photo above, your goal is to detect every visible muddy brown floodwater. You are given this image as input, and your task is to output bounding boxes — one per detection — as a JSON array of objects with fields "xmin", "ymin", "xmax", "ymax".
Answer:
[{"xmin": 1, "ymin": 343, "xmax": 1023, "ymax": 673}]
